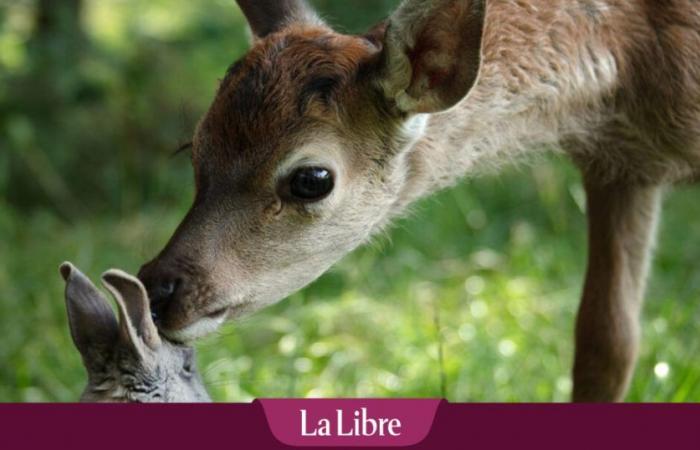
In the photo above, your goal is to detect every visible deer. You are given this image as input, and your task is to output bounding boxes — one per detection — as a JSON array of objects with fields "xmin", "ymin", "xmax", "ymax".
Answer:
[
  {"xmin": 61, "ymin": 262, "xmax": 210, "ymax": 402},
  {"xmin": 136, "ymin": 0, "xmax": 700, "ymax": 402}
]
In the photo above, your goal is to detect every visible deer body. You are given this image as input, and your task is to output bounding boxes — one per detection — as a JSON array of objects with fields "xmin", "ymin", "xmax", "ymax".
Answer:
[
  {"xmin": 137, "ymin": 0, "xmax": 700, "ymax": 402},
  {"xmin": 392, "ymin": 1, "xmax": 700, "ymax": 401},
  {"xmin": 400, "ymin": 1, "xmax": 700, "ymax": 208}
]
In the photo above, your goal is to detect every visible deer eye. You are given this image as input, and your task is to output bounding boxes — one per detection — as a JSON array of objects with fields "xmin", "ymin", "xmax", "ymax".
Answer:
[{"xmin": 289, "ymin": 167, "xmax": 334, "ymax": 201}]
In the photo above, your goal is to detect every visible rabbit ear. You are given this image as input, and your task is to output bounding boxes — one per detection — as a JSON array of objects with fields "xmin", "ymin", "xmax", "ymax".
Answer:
[
  {"xmin": 61, "ymin": 262, "xmax": 118, "ymax": 371},
  {"xmin": 102, "ymin": 269, "xmax": 162, "ymax": 357}
]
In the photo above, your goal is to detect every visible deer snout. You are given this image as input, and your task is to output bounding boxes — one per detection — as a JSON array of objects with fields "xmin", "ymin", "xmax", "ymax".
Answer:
[
  {"xmin": 137, "ymin": 260, "xmax": 182, "ymax": 323},
  {"xmin": 137, "ymin": 256, "xmax": 222, "ymax": 341}
]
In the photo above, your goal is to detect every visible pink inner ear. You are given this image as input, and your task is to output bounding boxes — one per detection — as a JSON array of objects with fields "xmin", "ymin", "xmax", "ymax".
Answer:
[
  {"xmin": 405, "ymin": 22, "xmax": 457, "ymax": 94},
  {"xmin": 427, "ymin": 68, "xmax": 452, "ymax": 90},
  {"xmin": 407, "ymin": 38, "xmax": 440, "ymax": 88},
  {"xmin": 399, "ymin": 0, "xmax": 478, "ymax": 109}
]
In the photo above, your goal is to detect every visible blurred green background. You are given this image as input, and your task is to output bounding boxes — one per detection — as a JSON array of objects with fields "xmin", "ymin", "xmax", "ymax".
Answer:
[{"xmin": 1, "ymin": 0, "xmax": 699, "ymax": 403}]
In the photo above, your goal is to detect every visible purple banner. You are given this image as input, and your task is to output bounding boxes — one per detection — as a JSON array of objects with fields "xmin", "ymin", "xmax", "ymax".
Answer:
[
  {"xmin": 0, "ymin": 402, "xmax": 698, "ymax": 449},
  {"xmin": 259, "ymin": 399, "xmax": 441, "ymax": 447}
]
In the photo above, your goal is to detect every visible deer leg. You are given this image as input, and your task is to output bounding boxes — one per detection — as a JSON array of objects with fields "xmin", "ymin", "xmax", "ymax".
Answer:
[{"xmin": 572, "ymin": 179, "xmax": 662, "ymax": 402}]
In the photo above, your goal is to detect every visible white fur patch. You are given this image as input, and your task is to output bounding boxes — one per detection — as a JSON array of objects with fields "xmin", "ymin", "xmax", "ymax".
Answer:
[
  {"xmin": 403, "ymin": 113, "xmax": 430, "ymax": 144},
  {"xmin": 165, "ymin": 314, "xmax": 228, "ymax": 343}
]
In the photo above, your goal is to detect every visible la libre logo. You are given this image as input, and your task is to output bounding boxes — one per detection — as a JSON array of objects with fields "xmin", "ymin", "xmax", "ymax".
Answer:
[{"xmin": 300, "ymin": 407, "xmax": 402, "ymax": 437}]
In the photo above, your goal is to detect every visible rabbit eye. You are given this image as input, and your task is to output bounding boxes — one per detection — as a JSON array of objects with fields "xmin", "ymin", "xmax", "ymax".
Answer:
[{"xmin": 181, "ymin": 349, "xmax": 195, "ymax": 378}]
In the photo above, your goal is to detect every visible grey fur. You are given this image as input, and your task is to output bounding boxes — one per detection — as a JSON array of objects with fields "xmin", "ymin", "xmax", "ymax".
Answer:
[{"xmin": 61, "ymin": 263, "xmax": 210, "ymax": 403}]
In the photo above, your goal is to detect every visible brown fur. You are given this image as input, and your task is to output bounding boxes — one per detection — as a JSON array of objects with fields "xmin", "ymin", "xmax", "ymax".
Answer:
[
  {"xmin": 573, "ymin": 179, "xmax": 661, "ymax": 401},
  {"xmin": 194, "ymin": 25, "xmax": 387, "ymax": 188},
  {"xmin": 139, "ymin": 0, "xmax": 700, "ymax": 401}
]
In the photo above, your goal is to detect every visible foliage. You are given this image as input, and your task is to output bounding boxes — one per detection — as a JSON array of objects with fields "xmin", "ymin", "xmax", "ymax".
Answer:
[{"xmin": 0, "ymin": 0, "xmax": 698, "ymax": 402}]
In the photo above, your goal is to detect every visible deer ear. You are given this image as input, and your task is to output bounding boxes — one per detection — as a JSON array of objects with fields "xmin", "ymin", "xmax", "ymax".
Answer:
[
  {"xmin": 61, "ymin": 262, "xmax": 118, "ymax": 371},
  {"xmin": 235, "ymin": 0, "xmax": 322, "ymax": 39},
  {"xmin": 102, "ymin": 269, "xmax": 161, "ymax": 356},
  {"xmin": 376, "ymin": 0, "xmax": 485, "ymax": 114}
]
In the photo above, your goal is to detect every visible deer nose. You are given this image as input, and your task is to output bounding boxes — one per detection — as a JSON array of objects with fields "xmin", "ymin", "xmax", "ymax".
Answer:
[
  {"xmin": 149, "ymin": 279, "xmax": 179, "ymax": 319},
  {"xmin": 138, "ymin": 263, "xmax": 181, "ymax": 322}
]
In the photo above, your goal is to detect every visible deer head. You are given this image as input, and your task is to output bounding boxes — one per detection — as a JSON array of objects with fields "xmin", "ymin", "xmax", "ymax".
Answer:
[
  {"xmin": 61, "ymin": 262, "xmax": 210, "ymax": 402},
  {"xmin": 138, "ymin": 0, "xmax": 486, "ymax": 341}
]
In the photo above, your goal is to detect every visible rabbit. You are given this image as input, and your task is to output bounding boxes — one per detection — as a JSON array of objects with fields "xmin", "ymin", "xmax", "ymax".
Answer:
[{"xmin": 60, "ymin": 262, "xmax": 210, "ymax": 402}]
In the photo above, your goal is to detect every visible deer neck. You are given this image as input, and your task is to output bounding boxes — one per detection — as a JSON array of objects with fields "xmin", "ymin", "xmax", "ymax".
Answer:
[{"xmin": 388, "ymin": 0, "xmax": 628, "ymax": 217}]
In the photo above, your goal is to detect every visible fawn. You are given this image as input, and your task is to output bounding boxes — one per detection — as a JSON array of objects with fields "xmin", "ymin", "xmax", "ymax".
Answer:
[
  {"xmin": 61, "ymin": 263, "xmax": 209, "ymax": 402},
  {"xmin": 137, "ymin": 0, "xmax": 700, "ymax": 401}
]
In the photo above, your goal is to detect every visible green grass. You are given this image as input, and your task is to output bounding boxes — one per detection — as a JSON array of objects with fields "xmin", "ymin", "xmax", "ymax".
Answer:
[{"xmin": 2, "ymin": 158, "xmax": 699, "ymax": 402}]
